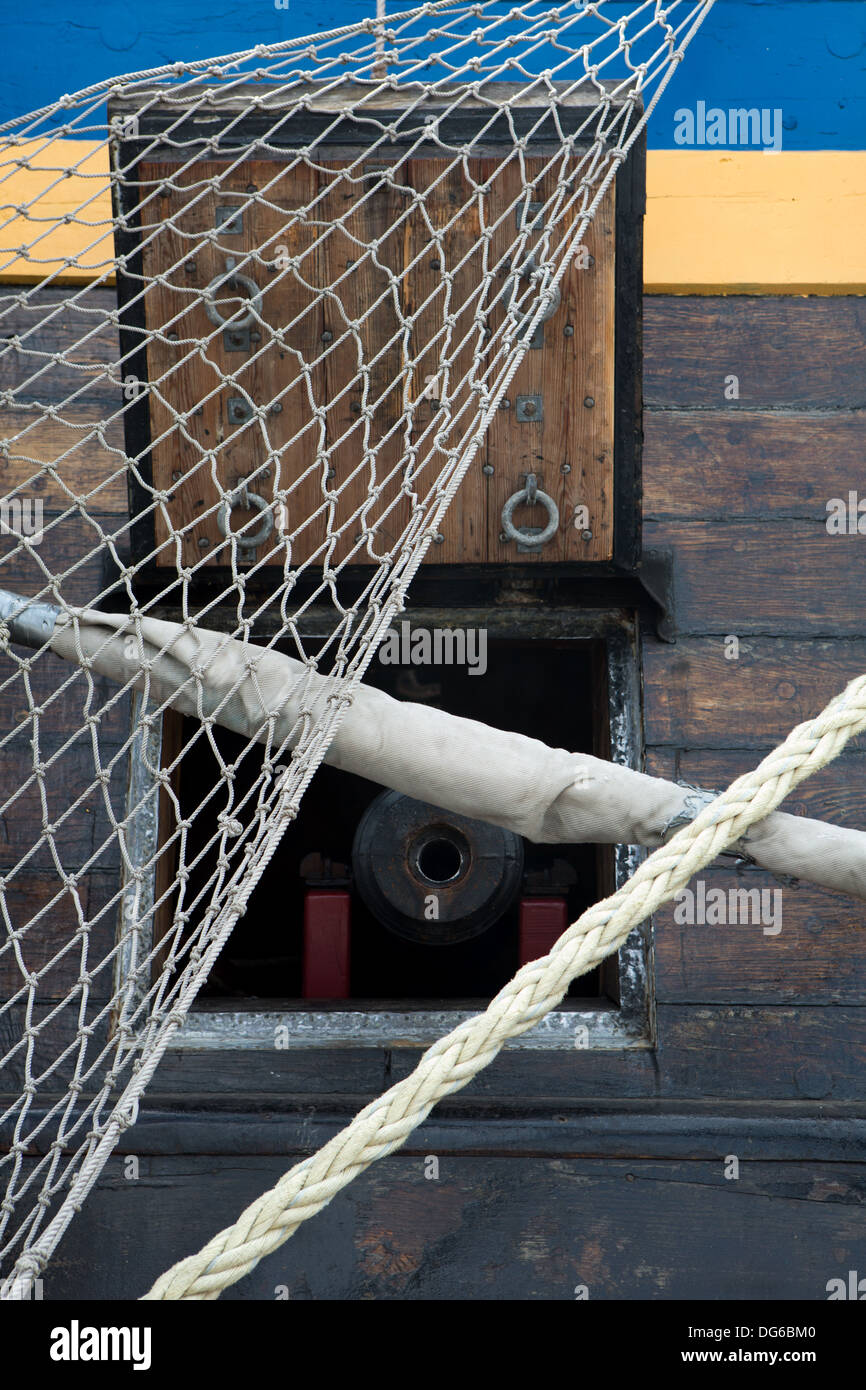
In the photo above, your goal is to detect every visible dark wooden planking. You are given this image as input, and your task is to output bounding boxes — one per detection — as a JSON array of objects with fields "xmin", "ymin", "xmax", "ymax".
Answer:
[
  {"xmin": 33, "ymin": 1152, "xmax": 866, "ymax": 1301},
  {"xmin": 0, "ymin": 1001, "xmax": 118, "ymax": 1089},
  {"xmin": 644, "ymin": 638, "xmax": 866, "ymax": 749},
  {"xmin": 657, "ymin": 1005, "xmax": 866, "ymax": 1101},
  {"xmin": 31, "ymin": 1097, "xmax": 866, "ymax": 1161},
  {"xmin": 0, "ymin": 870, "xmax": 120, "ymax": 1002},
  {"xmin": 644, "ymin": 410, "xmax": 866, "ymax": 519},
  {"xmin": 645, "ymin": 745, "xmax": 866, "ymax": 1004},
  {"xmin": 148, "ymin": 1044, "xmax": 390, "ymax": 1099},
  {"xmin": 652, "ymin": 868, "xmax": 866, "ymax": 1006},
  {"xmin": 644, "ymin": 296, "xmax": 866, "ymax": 411},
  {"xmin": 0, "ymin": 655, "xmax": 131, "ymax": 745},
  {"xmin": 0, "ymin": 729, "xmax": 127, "ymax": 875},
  {"xmin": 387, "ymin": 1005, "xmax": 866, "ymax": 1101},
  {"xmin": 148, "ymin": 1036, "xmax": 659, "ymax": 1102},
  {"xmin": 645, "ymin": 746, "xmax": 866, "ymax": 829},
  {"xmin": 11, "ymin": 292, "xmax": 865, "ymax": 420},
  {"xmin": 0, "ymin": 511, "xmax": 132, "ymax": 609},
  {"xmin": 644, "ymin": 517, "xmax": 866, "ymax": 636},
  {"xmin": 0, "ymin": 289, "xmax": 121, "ymax": 409},
  {"xmin": 389, "ymin": 1037, "xmax": 659, "ymax": 1100},
  {"xmin": 0, "ymin": 406, "xmax": 129, "ymax": 513},
  {"xmin": 0, "ymin": 488, "xmax": 134, "ymax": 795},
  {"xmin": 151, "ymin": 708, "xmax": 183, "ymax": 980}
]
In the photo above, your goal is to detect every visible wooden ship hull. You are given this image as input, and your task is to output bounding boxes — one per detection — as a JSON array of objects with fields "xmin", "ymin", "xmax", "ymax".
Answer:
[{"xmin": 1, "ymin": 69, "xmax": 865, "ymax": 1304}]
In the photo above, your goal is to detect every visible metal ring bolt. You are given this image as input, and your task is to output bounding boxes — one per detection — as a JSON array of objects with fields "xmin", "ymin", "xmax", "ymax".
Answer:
[
  {"xmin": 500, "ymin": 473, "xmax": 560, "ymax": 547},
  {"xmin": 217, "ymin": 488, "xmax": 274, "ymax": 550},
  {"xmin": 507, "ymin": 256, "xmax": 561, "ymax": 333},
  {"xmin": 203, "ymin": 258, "xmax": 263, "ymax": 329}
]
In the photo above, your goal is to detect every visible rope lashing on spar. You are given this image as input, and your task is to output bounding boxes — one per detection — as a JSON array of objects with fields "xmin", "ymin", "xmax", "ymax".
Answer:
[
  {"xmin": 3, "ymin": 595, "xmax": 866, "ymax": 901},
  {"xmin": 140, "ymin": 670, "xmax": 866, "ymax": 1300}
]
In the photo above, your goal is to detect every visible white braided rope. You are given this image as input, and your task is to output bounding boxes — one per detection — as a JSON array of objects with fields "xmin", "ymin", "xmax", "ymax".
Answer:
[{"xmin": 143, "ymin": 671, "xmax": 866, "ymax": 1299}]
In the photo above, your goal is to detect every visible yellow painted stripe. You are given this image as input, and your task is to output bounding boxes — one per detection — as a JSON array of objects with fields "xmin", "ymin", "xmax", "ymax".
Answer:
[
  {"xmin": 1, "ymin": 143, "xmax": 865, "ymax": 293},
  {"xmin": 645, "ymin": 151, "xmax": 866, "ymax": 295},
  {"xmin": 0, "ymin": 140, "xmax": 116, "ymax": 284}
]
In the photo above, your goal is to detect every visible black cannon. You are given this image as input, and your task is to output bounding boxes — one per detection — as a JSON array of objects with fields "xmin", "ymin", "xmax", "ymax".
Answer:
[{"xmin": 352, "ymin": 790, "xmax": 525, "ymax": 946}]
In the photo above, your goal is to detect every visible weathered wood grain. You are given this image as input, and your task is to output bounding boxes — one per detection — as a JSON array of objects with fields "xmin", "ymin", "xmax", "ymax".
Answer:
[
  {"xmin": 644, "ymin": 638, "xmax": 866, "ymax": 748},
  {"xmin": 0, "ymin": 872, "xmax": 119, "ymax": 1002},
  {"xmin": 0, "ymin": 652, "xmax": 131, "ymax": 742},
  {"xmin": 0, "ymin": 729, "xmax": 126, "ymax": 874},
  {"xmin": 32, "ymin": 1151, "xmax": 866, "ymax": 1300},
  {"xmin": 645, "ymin": 746, "xmax": 866, "ymax": 829},
  {"xmin": 148, "ymin": 1043, "xmax": 389, "ymax": 1099},
  {"xmin": 0, "ymin": 1005, "xmax": 114, "ymax": 1101},
  {"xmin": 316, "ymin": 159, "xmax": 411, "ymax": 569},
  {"xmin": 138, "ymin": 159, "xmax": 321, "ymax": 569},
  {"xmin": 0, "ymin": 289, "xmax": 121, "ymax": 408},
  {"xmin": 657, "ymin": 1006, "xmax": 866, "ymax": 1101},
  {"xmin": 644, "ymin": 296, "xmax": 866, "ymax": 410},
  {"xmin": 652, "ymin": 869, "xmax": 866, "ymax": 1006},
  {"xmin": 644, "ymin": 410, "xmax": 866, "ymax": 519},
  {"xmin": 644, "ymin": 518, "xmax": 866, "ymax": 636},
  {"xmin": 0, "ymin": 510, "xmax": 131, "ymax": 608},
  {"xmin": 0, "ymin": 405, "xmax": 129, "ymax": 512},
  {"xmin": 406, "ymin": 158, "xmax": 487, "ymax": 565},
  {"xmin": 485, "ymin": 163, "xmax": 615, "ymax": 562}
]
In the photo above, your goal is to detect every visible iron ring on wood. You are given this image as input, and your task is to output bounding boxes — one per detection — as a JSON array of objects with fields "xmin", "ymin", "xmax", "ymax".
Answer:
[
  {"xmin": 506, "ymin": 256, "xmax": 562, "ymax": 331},
  {"xmin": 217, "ymin": 489, "xmax": 274, "ymax": 550},
  {"xmin": 500, "ymin": 477, "xmax": 559, "ymax": 546},
  {"xmin": 202, "ymin": 260, "xmax": 263, "ymax": 329}
]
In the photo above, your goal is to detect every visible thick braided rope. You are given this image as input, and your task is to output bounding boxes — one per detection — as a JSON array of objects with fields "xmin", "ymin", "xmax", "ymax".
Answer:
[{"xmin": 142, "ymin": 671, "xmax": 866, "ymax": 1300}]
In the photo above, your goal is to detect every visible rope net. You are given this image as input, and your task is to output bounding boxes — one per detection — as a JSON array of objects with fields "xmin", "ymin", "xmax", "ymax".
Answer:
[{"xmin": 0, "ymin": 1, "xmax": 714, "ymax": 1297}]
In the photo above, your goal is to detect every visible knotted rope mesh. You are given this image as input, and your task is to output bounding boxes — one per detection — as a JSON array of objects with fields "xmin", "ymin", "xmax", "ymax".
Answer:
[{"xmin": 0, "ymin": 1, "xmax": 715, "ymax": 1297}]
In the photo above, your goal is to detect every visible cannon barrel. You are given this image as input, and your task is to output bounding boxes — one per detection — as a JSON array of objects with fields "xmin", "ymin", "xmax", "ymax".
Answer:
[{"xmin": 351, "ymin": 791, "xmax": 525, "ymax": 945}]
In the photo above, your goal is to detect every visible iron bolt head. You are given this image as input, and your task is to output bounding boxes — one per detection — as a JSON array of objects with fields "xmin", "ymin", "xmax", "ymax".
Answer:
[
  {"xmin": 581, "ymin": 529, "xmax": 593, "ymax": 542},
  {"xmin": 561, "ymin": 463, "xmax": 571, "ymax": 474},
  {"xmin": 482, "ymin": 464, "xmax": 494, "ymax": 475},
  {"xmin": 563, "ymin": 324, "xmax": 574, "ymax": 337},
  {"xmin": 583, "ymin": 396, "xmax": 594, "ymax": 408}
]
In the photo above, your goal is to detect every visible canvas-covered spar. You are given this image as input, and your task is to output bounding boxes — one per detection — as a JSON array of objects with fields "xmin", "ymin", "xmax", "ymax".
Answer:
[{"xmin": 2, "ymin": 590, "xmax": 865, "ymax": 900}]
